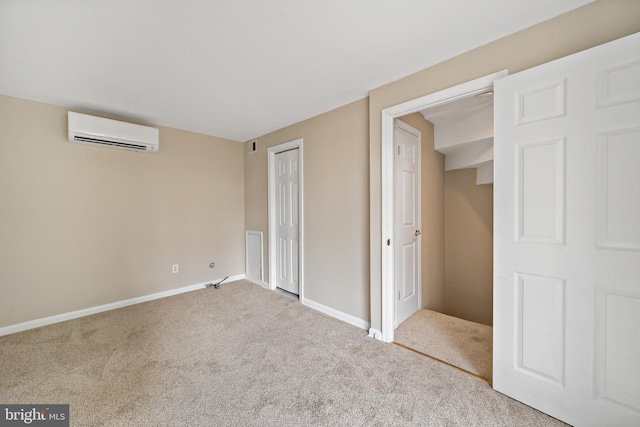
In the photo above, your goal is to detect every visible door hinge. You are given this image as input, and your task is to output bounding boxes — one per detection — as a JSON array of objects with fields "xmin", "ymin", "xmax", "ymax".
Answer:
[
  {"xmin": 387, "ymin": 239, "xmax": 391, "ymax": 246},
  {"xmin": 398, "ymin": 291, "xmax": 401, "ymax": 300},
  {"xmin": 397, "ymin": 145, "xmax": 400, "ymax": 155}
]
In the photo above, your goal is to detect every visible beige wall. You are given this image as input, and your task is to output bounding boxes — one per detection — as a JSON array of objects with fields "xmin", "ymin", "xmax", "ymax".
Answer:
[
  {"xmin": 369, "ymin": 0, "xmax": 640, "ymax": 331},
  {"xmin": 4, "ymin": 0, "xmax": 639, "ymax": 333},
  {"xmin": 0, "ymin": 95, "xmax": 245, "ymax": 328},
  {"xmin": 444, "ymin": 169, "xmax": 493, "ymax": 326},
  {"xmin": 244, "ymin": 98, "xmax": 370, "ymax": 322},
  {"xmin": 397, "ymin": 113, "xmax": 445, "ymax": 312}
]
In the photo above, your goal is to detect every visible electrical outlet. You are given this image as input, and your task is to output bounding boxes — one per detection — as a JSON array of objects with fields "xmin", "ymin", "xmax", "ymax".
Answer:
[{"xmin": 172, "ymin": 264, "xmax": 179, "ymax": 274}]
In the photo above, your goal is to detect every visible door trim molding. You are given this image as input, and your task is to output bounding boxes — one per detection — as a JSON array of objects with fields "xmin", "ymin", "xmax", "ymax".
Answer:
[
  {"xmin": 267, "ymin": 138, "xmax": 304, "ymax": 302},
  {"xmin": 379, "ymin": 70, "xmax": 507, "ymax": 343}
]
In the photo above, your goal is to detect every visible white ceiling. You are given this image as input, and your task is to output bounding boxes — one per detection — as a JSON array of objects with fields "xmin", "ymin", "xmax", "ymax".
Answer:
[{"xmin": 0, "ymin": 0, "xmax": 593, "ymax": 142}]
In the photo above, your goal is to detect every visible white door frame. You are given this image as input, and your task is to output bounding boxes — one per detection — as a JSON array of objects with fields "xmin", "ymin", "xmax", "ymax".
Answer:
[
  {"xmin": 267, "ymin": 138, "xmax": 304, "ymax": 301},
  {"xmin": 379, "ymin": 70, "xmax": 507, "ymax": 343}
]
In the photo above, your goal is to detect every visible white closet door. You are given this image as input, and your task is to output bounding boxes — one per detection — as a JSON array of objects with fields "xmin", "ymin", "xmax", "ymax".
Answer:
[{"xmin": 494, "ymin": 32, "xmax": 640, "ymax": 427}]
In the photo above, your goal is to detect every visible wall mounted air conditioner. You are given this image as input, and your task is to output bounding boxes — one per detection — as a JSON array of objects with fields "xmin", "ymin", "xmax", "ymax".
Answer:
[{"xmin": 68, "ymin": 112, "xmax": 159, "ymax": 153}]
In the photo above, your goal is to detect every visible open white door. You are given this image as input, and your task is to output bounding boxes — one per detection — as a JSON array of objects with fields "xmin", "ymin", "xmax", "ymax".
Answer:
[
  {"xmin": 395, "ymin": 120, "xmax": 421, "ymax": 327},
  {"xmin": 494, "ymin": 33, "xmax": 640, "ymax": 427}
]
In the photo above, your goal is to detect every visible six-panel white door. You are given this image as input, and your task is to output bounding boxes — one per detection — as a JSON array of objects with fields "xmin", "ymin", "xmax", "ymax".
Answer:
[
  {"xmin": 395, "ymin": 120, "xmax": 421, "ymax": 326},
  {"xmin": 494, "ymin": 33, "xmax": 640, "ymax": 427},
  {"xmin": 275, "ymin": 148, "xmax": 300, "ymax": 295}
]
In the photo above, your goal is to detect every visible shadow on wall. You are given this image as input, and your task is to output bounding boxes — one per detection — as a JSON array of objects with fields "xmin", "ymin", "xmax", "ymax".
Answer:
[{"xmin": 444, "ymin": 168, "xmax": 493, "ymax": 326}]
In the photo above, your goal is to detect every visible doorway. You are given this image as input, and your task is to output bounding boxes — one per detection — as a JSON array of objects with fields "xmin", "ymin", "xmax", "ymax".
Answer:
[
  {"xmin": 267, "ymin": 138, "xmax": 304, "ymax": 300},
  {"xmin": 421, "ymin": 90, "xmax": 494, "ymax": 327},
  {"xmin": 392, "ymin": 89, "xmax": 495, "ymax": 382},
  {"xmin": 379, "ymin": 70, "xmax": 507, "ymax": 344}
]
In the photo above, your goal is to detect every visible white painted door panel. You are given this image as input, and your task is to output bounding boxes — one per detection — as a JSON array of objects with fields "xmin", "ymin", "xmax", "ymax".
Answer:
[
  {"xmin": 494, "ymin": 33, "xmax": 640, "ymax": 427},
  {"xmin": 395, "ymin": 120, "xmax": 421, "ymax": 326},
  {"xmin": 275, "ymin": 148, "xmax": 300, "ymax": 295}
]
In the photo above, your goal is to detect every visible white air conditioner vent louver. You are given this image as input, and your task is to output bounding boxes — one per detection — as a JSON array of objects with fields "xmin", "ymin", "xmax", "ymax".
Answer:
[{"xmin": 68, "ymin": 112, "xmax": 159, "ymax": 153}]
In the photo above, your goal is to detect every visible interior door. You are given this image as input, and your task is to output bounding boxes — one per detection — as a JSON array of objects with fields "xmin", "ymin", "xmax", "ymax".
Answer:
[
  {"xmin": 275, "ymin": 148, "xmax": 300, "ymax": 295},
  {"xmin": 494, "ymin": 33, "xmax": 640, "ymax": 427},
  {"xmin": 395, "ymin": 120, "xmax": 421, "ymax": 326}
]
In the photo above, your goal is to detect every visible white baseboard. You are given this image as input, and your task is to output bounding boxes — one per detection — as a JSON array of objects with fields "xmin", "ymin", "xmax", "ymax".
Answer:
[
  {"xmin": 302, "ymin": 298, "xmax": 370, "ymax": 331},
  {"xmin": 0, "ymin": 274, "xmax": 245, "ymax": 337},
  {"xmin": 368, "ymin": 328, "xmax": 383, "ymax": 341}
]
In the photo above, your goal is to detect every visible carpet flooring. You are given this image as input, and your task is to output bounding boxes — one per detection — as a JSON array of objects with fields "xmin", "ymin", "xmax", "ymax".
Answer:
[
  {"xmin": 394, "ymin": 309, "xmax": 493, "ymax": 381},
  {"xmin": 0, "ymin": 280, "xmax": 567, "ymax": 426}
]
